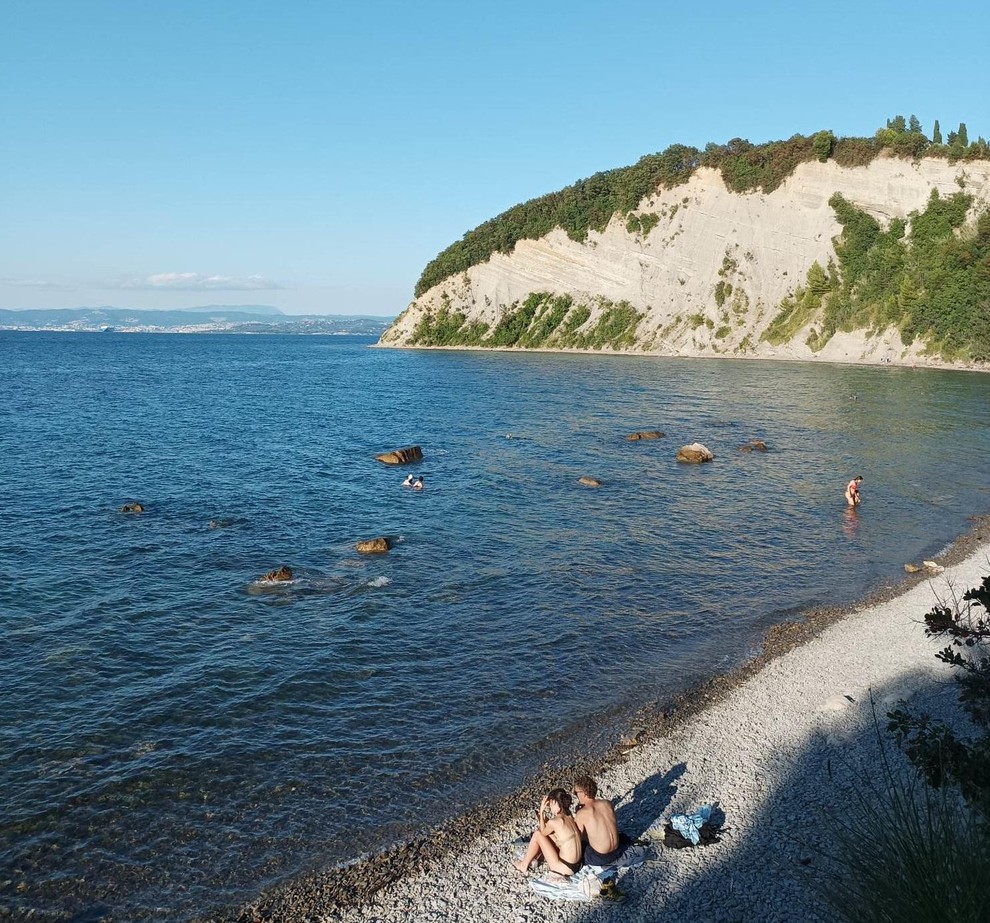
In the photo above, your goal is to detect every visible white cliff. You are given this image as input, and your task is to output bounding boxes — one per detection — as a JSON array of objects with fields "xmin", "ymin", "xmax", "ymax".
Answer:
[{"xmin": 380, "ymin": 155, "xmax": 990, "ymax": 367}]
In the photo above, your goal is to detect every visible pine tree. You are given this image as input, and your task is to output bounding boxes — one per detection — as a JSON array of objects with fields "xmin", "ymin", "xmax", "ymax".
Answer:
[{"xmin": 932, "ymin": 119, "xmax": 942, "ymax": 144}]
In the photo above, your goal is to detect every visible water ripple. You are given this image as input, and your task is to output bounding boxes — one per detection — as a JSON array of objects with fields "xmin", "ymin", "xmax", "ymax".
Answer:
[{"xmin": 1, "ymin": 334, "xmax": 988, "ymax": 920}]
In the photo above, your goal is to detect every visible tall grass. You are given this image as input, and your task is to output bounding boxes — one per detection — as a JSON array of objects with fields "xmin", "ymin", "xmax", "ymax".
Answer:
[{"xmin": 822, "ymin": 729, "xmax": 990, "ymax": 923}]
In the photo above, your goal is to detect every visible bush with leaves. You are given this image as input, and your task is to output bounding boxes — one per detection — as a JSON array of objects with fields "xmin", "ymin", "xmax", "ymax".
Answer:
[{"xmin": 887, "ymin": 574, "xmax": 990, "ymax": 818}]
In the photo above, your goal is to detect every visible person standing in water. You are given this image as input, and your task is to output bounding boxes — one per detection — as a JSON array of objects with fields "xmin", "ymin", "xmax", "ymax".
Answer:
[{"xmin": 845, "ymin": 475, "xmax": 864, "ymax": 507}]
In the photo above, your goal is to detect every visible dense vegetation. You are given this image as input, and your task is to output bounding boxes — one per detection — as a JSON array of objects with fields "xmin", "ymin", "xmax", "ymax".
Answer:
[
  {"xmin": 763, "ymin": 188, "xmax": 990, "ymax": 361},
  {"xmin": 827, "ymin": 576, "xmax": 990, "ymax": 923},
  {"xmin": 409, "ymin": 291, "xmax": 642, "ymax": 351},
  {"xmin": 416, "ymin": 116, "xmax": 990, "ymax": 297},
  {"xmin": 890, "ymin": 576, "xmax": 990, "ymax": 816}
]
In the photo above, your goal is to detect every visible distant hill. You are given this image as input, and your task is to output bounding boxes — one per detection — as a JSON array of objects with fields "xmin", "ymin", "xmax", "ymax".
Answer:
[
  {"xmin": 0, "ymin": 306, "xmax": 392, "ymax": 336},
  {"xmin": 171, "ymin": 303, "xmax": 284, "ymax": 315}
]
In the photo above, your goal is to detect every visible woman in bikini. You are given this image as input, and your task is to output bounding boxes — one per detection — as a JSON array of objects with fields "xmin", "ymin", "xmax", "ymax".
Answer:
[{"xmin": 512, "ymin": 788, "xmax": 583, "ymax": 876}]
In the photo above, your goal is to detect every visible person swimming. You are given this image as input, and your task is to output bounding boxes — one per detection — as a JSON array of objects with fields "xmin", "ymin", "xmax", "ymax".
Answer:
[
  {"xmin": 413, "ymin": 476, "xmax": 424, "ymax": 491},
  {"xmin": 402, "ymin": 474, "xmax": 414, "ymax": 487}
]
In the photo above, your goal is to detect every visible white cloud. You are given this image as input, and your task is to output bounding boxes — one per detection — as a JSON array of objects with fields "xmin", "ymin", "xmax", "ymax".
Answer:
[
  {"xmin": 0, "ymin": 277, "xmax": 73, "ymax": 290},
  {"xmin": 115, "ymin": 272, "xmax": 283, "ymax": 291}
]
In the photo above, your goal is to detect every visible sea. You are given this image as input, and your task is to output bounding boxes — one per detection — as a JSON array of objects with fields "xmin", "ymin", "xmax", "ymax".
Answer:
[{"xmin": 1, "ymin": 331, "xmax": 988, "ymax": 921}]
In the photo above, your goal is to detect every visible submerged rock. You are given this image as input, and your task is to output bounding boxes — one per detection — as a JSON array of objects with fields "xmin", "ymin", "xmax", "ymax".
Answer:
[
  {"xmin": 209, "ymin": 518, "xmax": 242, "ymax": 529},
  {"xmin": 260, "ymin": 566, "xmax": 294, "ymax": 582},
  {"xmin": 356, "ymin": 537, "xmax": 391, "ymax": 554},
  {"xmin": 904, "ymin": 563, "xmax": 922, "ymax": 573},
  {"xmin": 120, "ymin": 502, "xmax": 145, "ymax": 513},
  {"xmin": 626, "ymin": 430, "xmax": 665, "ymax": 441},
  {"xmin": 375, "ymin": 445, "xmax": 423, "ymax": 465},
  {"xmin": 578, "ymin": 476, "xmax": 603, "ymax": 487},
  {"xmin": 676, "ymin": 443, "xmax": 714, "ymax": 463},
  {"xmin": 740, "ymin": 439, "xmax": 769, "ymax": 452}
]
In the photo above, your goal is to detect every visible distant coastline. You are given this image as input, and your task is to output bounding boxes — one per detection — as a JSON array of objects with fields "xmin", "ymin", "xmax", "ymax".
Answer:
[
  {"xmin": 0, "ymin": 306, "xmax": 392, "ymax": 336},
  {"xmin": 374, "ymin": 339, "xmax": 990, "ymax": 374}
]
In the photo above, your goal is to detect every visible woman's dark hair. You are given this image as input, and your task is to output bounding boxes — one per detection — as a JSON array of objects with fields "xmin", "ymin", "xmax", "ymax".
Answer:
[{"xmin": 547, "ymin": 788, "xmax": 573, "ymax": 815}]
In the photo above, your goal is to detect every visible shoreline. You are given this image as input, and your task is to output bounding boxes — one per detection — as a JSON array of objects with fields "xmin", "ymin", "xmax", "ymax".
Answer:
[
  {"xmin": 370, "ymin": 340, "xmax": 990, "ymax": 374},
  {"xmin": 219, "ymin": 518, "xmax": 990, "ymax": 923}
]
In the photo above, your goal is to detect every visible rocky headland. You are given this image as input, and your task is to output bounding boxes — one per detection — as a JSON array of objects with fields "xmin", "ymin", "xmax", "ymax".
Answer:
[{"xmin": 379, "ymin": 153, "xmax": 990, "ymax": 370}]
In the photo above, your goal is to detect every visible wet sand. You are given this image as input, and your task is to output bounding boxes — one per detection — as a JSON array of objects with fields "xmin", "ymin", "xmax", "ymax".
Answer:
[{"xmin": 215, "ymin": 518, "xmax": 990, "ymax": 923}]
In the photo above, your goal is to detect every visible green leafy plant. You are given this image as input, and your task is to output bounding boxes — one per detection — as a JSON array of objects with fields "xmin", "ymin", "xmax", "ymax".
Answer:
[
  {"xmin": 823, "ymin": 734, "xmax": 990, "ymax": 923},
  {"xmin": 762, "ymin": 192, "xmax": 990, "ymax": 360},
  {"xmin": 825, "ymin": 572, "xmax": 990, "ymax": 923},
  {"xmin": 888, "ymin": 575, "xmax": 990, "ymax": 816}
]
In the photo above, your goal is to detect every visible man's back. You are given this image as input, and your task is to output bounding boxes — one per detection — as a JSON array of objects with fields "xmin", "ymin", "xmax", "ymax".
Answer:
[{"xmin": 575, "ymin": 797, "xmax": 620, "ymax": 854}]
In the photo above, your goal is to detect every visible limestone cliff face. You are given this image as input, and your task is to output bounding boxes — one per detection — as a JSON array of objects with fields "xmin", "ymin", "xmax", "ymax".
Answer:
[{"xmin": 380, "ymin": 155, "xmax": 990, "ymax": 365}]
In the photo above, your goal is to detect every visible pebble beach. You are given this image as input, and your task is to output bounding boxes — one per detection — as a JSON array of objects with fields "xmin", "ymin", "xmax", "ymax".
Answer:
[{"xmin": 227, "ymin": 523, "xmax": 989, "ymax": 923}]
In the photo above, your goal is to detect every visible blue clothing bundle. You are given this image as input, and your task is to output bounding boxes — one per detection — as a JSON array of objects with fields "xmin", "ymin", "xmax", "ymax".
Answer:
[{"xmin": 669, "ymin": 804, "xmax": 714, "ymax": 846}]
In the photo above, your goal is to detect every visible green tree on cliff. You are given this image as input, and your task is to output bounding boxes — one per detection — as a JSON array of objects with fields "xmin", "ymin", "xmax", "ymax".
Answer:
[{"xmin": 813, "ymin": 130, "xmax": 835, "ymax": 162}]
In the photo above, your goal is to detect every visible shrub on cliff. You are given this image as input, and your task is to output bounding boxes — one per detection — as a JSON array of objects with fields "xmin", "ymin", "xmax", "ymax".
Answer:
[{"xmin": 764, "ymin": 189, "xmax": 990, "ymax": 361}]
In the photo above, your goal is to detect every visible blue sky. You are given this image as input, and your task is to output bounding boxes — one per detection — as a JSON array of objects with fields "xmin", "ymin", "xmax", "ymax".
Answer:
[{"xmin": 2, "ymin": 0, "xmax": 988, "ymax": 317}]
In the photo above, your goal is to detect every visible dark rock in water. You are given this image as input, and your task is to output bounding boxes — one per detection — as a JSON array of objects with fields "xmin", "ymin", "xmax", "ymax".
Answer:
[
  {"xmin": 375, "ymin": 445, "xmax": 423, "ymax": 465},
  {"xmin": 676, "ymin": 443, "xmax": 714, "ymax": 463},
  {"xmin": 740, "ymin": 439, "xmax": 769, "ymax": 452},
  {"xmin": 261, "ymin": 566, "xmax": 293, "ymax": 582},
  {"xmin": 626, "ymin": 430, "xmax": 665, "ymax": 441},
  {"xmin": 120, "ymin": 502, "xmax": 145, "ymax": 513},
  {"xmin": 356, "ymin": 537, "xmax": 391, "ymax": 554},
  {"xmin": 578, "ymin": 476, "xmax": 603, "ymax": 487}
]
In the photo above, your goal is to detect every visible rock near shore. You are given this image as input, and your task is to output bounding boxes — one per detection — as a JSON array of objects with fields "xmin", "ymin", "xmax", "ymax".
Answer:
[
  {"xmin": 375, "ymin": 446, "xmax": 423, "ymax": 465},
  {"xmin": 676, "ymin": 443, "xmax": 714, "ymax": 463},
  {"xmin": 356, "ymin": 537, "xmax": 391, "ymax": 553}
]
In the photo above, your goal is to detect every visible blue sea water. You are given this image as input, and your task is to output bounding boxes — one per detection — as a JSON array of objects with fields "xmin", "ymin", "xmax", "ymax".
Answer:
[{"xmin": 1, "ymin": 331, "xmax": 988, "ymax": 921}]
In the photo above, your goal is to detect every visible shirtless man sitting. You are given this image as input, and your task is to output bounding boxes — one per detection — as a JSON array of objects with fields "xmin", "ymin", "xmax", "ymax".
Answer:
[{"xmin": 572, "ymin": 774, "xmax": 629, "ymax": 866}]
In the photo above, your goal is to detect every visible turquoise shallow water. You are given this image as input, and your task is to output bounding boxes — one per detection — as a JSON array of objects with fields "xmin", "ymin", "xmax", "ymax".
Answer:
[{"xmin": 1, "ymin": 332, "xmax": 988, "ymax": 920}]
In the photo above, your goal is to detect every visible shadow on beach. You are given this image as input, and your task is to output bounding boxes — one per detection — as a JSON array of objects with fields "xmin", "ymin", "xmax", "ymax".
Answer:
[{"xmin": 560, "ymin": 669, "xmax": 960, "ymax": 923}]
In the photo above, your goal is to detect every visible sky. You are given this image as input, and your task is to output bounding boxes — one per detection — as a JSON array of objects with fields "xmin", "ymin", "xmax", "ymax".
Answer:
[{"xmin": 2, "ymin": 1, "xmax": 988, "ymax": 317}]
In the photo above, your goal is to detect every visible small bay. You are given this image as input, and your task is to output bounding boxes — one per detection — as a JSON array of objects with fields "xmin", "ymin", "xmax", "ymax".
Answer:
[{"xmin": 0, "ymin": 332, "xmax": 987, "ymax": 921}]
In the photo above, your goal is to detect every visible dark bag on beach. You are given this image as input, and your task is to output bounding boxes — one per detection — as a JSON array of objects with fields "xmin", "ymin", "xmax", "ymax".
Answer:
[{"xmin": 662, "ymin": 821, "xmax": 721, "ymax": 848}]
